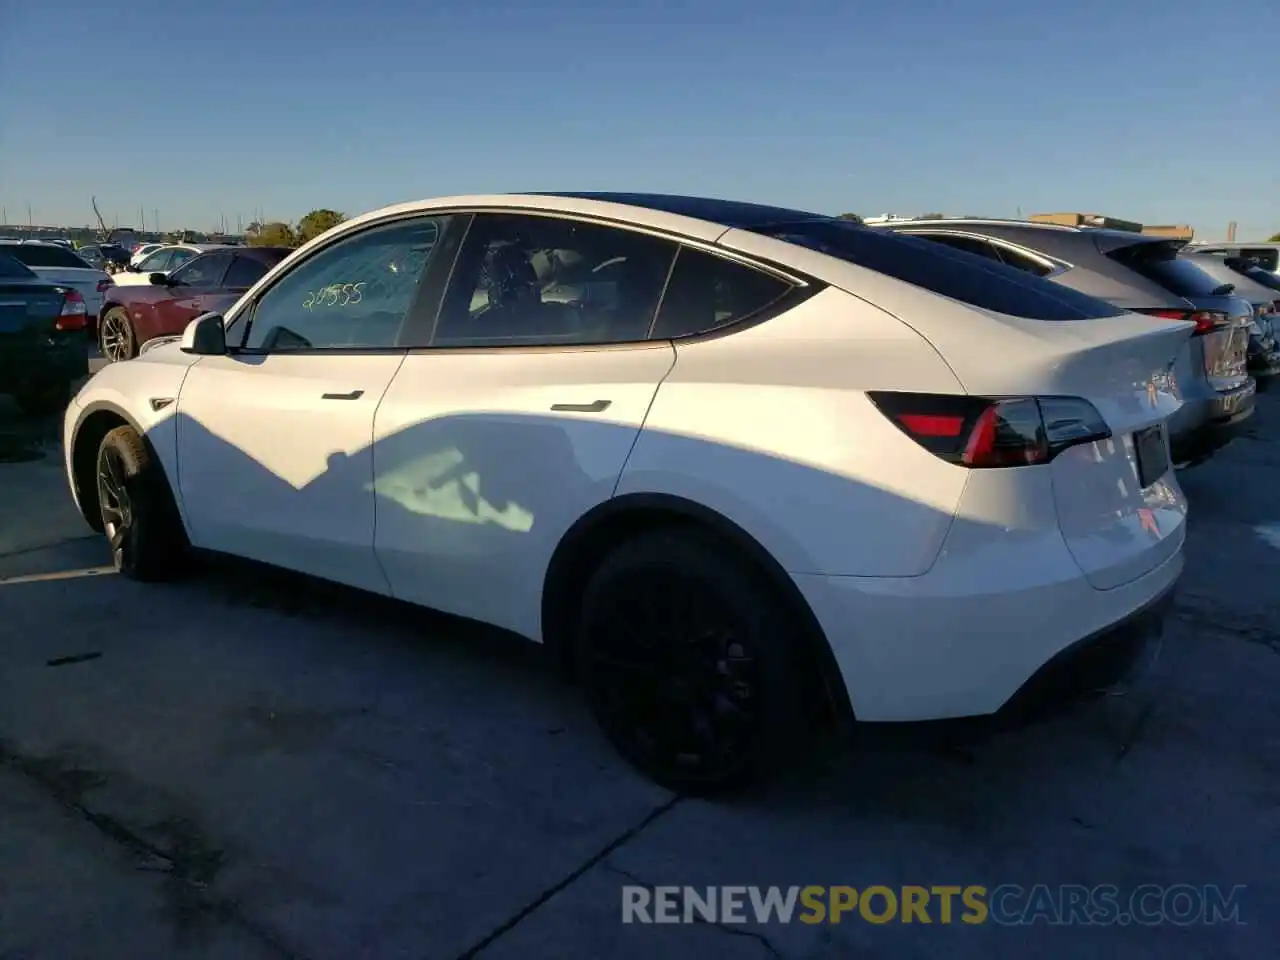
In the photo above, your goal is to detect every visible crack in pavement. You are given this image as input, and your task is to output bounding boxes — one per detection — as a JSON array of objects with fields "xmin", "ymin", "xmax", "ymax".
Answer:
[
  {"xmin": 1172, "ymin": 595, "xmax": 1280, "ymax": 654},
  {"xmin": 454, "ymin": 795, "xmax": 684, "ymax": 960},
  {"xmin": 602, "ymin": 863, "xmax": 786, "ymax": 960},
  {"xmin": 0, "ymin": 740, "xmax": 310, "ymax": 960},
  {"xmin": 0, "ymin": 534, "xmax": 102, "ymax": 562}
]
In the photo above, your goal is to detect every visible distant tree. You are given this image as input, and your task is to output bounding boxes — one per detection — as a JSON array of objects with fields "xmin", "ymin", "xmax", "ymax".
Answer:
[
  {"xmin": 919, "ymin": 212, "xmax": 945, "ymax": 219},
  {"xmin": 1269, "ymin": 232, "xmax": 1280, "ymax": 242},
  {"xmin": 245, "ymin": 220, "xmax": 263, "ymax": 238},
  {"xmin": 251, "ymin": 221, "xmax": 296, "ymax": 246},
  {"xmin": 838, "ymin": 213, "xmax": 863, "ymax": 223},
  {"xmin": 296, "ymin": 209, "xmax": 345, "ymax": 244}
]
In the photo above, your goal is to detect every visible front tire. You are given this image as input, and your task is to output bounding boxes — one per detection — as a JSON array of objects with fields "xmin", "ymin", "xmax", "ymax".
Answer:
[
  {"xmin": 98, "ymin": 307, "xmax": 137, "ymax": 362},
  {"xmin": 95, "ymin": 425, "xmax": 189, "ymax": 580},
  {"xmin": 575, "ymin": 528, "xmax": 807, "ymax": 794}
]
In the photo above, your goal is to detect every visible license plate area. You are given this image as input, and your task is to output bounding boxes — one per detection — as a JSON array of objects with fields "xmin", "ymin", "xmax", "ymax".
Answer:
[{"xmin": 1134, "ymin": 425, "xmax": 1169, "ymax": 488}]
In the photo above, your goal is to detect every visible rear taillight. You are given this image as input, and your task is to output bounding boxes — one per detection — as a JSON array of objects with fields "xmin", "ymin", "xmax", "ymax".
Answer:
[
  {"xmin": 97, "ymin": 277, "xmax": 113, "ymax": 293},
  {"xmin": 869, "ymin": 392, "xmax": 1112, "ymax": 468},
  {"xmin": 55, "ymin": 289, "xmax": 87, "ymax": 331},
  {"xmin": 1136, "ymin": 308, "xmax": 1227, "ymax": 336}
]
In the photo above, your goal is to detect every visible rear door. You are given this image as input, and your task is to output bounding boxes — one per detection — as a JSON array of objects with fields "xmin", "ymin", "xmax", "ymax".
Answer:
[{"xmin": 372, "ymin": 211, "xmax": 679, "ymax": 639}]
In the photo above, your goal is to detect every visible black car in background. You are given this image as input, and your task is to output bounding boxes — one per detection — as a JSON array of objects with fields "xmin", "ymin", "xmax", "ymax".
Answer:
[
  {"xmin": 75, "ymin": 243, "xmax": 131, "ymax": 271},
  {"xmin": 0, "ymin": 253, "xmax": 89, "ymax": 415}
]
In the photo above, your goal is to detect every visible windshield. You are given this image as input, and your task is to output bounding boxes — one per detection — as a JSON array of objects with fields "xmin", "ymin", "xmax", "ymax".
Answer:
[
  {"xmin": 3, "ymin": 244, "xmax": 93, "ymax": 269},
  {"xmin": 753, "ymin": 218, "xmax": 1125, "ymax": 321}
]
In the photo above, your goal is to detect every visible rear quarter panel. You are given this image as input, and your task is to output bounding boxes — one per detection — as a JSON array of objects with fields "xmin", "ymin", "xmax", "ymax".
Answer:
[{"xmin": 617, "ymin": 286, "xmax": 970, "ymax": 577}]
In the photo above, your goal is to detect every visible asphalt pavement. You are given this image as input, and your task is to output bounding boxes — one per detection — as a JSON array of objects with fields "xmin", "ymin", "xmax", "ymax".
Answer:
[{"xmin": 0, "ymin": 355, "xmax": 1276, "ymax": 959}]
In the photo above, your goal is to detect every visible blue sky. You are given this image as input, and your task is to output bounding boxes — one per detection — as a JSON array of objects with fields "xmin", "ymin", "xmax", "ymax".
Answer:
[{"xmin": 2, "ymin": 0, "xmax": 1277, "ymax": 240}]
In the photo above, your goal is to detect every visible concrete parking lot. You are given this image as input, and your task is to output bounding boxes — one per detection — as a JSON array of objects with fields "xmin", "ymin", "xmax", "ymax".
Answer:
[{"xmin": 1, "ymin": 358, "xmax": 1277, "ymax": 959}]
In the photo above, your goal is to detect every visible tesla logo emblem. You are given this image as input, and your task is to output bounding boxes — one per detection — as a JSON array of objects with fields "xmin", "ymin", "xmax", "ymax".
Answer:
[{"xmin": 1138, "ymin": 508, "xmax": 1160, "ymax": 537}]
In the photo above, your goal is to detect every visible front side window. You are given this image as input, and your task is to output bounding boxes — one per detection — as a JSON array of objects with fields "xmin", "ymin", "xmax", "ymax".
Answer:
[
  {"xmin": 241, "ymin": 217, "xmax": 444, "ymax": 351},
  {"xmin": 170, "ymin": 251, "xmax": 234, "ymax": 287},
  {"xmin": 434, "ymin": 214, "xmax": 678, "ymax": 346},
  {"xmin": 650, "ymin": 246, "xmax": 792, "ymax": 339},
  {"xmin": 168, "ymin": 249, "xmax": 196, "ymax": 270}
]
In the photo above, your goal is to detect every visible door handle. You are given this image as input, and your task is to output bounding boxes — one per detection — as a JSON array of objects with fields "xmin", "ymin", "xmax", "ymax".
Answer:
[
  {"xmin": 550, "ymin": 399, "xmax": 611, "ymax": 413},
  {"xmin": 321, "ymin": 390, "xmax": 365, "ymax": 400}
]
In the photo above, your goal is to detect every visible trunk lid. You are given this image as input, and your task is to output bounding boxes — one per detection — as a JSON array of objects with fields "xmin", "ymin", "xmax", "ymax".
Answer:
[{"xmin": 0, "ymin": 282, "xmax": 64, "ymax": 337}]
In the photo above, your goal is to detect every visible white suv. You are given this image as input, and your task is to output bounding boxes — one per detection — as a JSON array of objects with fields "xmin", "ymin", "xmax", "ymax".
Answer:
[{"xmin": 63, "ymin": 193, "xmax": 1190, "ymax": 792}]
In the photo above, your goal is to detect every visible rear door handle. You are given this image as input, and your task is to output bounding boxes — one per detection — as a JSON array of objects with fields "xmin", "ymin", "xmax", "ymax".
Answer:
[
  {"xmin": 550, "ymin": 399, "xmax": 611, "ymax": 413},
  {"xmin": 321, "ymin": 390, "xmax": 364, "ymax": 401}
]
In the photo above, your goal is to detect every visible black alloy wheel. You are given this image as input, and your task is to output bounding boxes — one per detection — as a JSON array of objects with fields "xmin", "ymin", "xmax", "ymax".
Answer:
[{"xmin": 577, "ymin": 529, "xmax": 804, "ymax": 794}]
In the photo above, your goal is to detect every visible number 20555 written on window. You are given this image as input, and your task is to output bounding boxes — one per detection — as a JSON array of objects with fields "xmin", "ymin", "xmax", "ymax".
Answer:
[{"xmin": 302, "ymin": 283, "xmax": 365, "ymax": 310}]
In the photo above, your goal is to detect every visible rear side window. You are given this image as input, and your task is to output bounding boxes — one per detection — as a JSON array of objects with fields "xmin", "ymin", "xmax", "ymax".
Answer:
[
  {"xmin": 650, "ymin": 246, "xmax": 792, "ymax": 339},
  {"xmin": 756, "ymin": 219, "xmax": 1123, "ymax": 321},
  {"xmin": 0, "ymin": 253, "xmax": 36, "ymax": 279},
  {"xmin": 4, "ymin": 244, "xmax": 92, "ymax": 269},
  {"xmin": 223, "ymin": 255, "xmax": 271, "ymax": 288},
  {"xmin": 1109, "ymin": 242, "xmax": 1228, "ymax": 297}
]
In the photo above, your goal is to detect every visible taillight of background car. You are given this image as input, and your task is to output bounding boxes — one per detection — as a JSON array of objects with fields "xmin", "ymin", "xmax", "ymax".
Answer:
[
  {"xmin": 55, "ymin": 289, "xmax": 88, "ymax": 331},
  {"xmin": 867, "ymin": 392, "xmax": 1112, "ymax": 468},
  {"xmin": 1135, "ymin": 308, "xmax": 1228, "ymax": 337}
]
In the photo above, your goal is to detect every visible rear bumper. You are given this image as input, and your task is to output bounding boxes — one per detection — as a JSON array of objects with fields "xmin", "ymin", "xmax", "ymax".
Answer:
[
  {"xmin": 793, "ymin": 532, "xmax": 1184, "ymax": 723},
  {"xmin": 1168, "ymin": 378, "xmax": 1255, "ymax": 466}
]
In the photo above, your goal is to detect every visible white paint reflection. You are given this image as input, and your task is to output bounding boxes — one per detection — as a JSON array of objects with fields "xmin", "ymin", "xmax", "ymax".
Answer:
[{"xmin": 371, "ymin": 447, "xmax": 534, "ymax": 532}]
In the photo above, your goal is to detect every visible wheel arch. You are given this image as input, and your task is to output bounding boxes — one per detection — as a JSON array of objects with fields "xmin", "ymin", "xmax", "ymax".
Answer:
[
  {"xmin": 68, "ymin": 401, "xmax": 169, "ymax": 533},
  {"xmin": 540, "ymin": 492, "xmax": 855, "ymax": 727}
]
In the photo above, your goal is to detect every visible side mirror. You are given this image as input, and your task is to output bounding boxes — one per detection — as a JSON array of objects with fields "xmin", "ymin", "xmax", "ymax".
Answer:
[
  {"xmin": 149, "ymin": 272, "xmax": 169, "ymax": 286},
  {"xmin": 180, "ymin": 312, "xmax": 227, "ymax": 356}
]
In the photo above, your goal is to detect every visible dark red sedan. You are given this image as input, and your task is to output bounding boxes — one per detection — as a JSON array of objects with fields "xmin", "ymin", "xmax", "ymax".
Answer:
[{"xmin": 97, "ymin": 246, "xmax": 292, "ymax": 361}]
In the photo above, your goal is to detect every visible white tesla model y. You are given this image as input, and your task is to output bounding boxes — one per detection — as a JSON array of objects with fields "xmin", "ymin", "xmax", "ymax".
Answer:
[{"xmin": 63, "ymin": 193, "xmax": 1191, "ymax": 792}]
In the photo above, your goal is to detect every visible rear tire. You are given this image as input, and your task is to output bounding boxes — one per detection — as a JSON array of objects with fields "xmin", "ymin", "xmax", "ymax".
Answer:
[
  {"xmin": 13, "ymin": 381, "xmax": 71, "ymax": 417},
  {"xmin": 575, "ymin": 528, "xmax": 807, "ymax": 795},
  {"xmin": 98, "ymin": 307, "xmax": 137, "ymax": 362},
  {"xmin": 95, "ymin": 425, "xmax": 189, "ymax": 581}
]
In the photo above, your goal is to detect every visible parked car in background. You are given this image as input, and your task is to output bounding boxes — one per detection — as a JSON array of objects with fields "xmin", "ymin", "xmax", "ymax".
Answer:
[
  {"xmin": 129, "ymin": 243, "xmax": 167, "ymax": 266},
  {"xmin": 0, "ymin": 240, "xmax": 113, "ymax": 329},
  {"xmin": 40, "ymin": 237, "xmax": 75, "ymax": 250},
  {"xmin": 871, "ymin": 219, "xmax": 1254, "ymax": 468},
  {"xmin": 0, "ymin": 252, "xmax": 89, "ymax": 415},
  {"xmin": 1181, "ymin": 250, "xmax": 1280, "ymax": 383},
  {"xmin": 64, "ymin": 193, "xmax": 1190, "ymax": 791},
  {"xmin": 75, "ymin": 243, "xmax": 132, "ymax": 273},
  {"xmin": 1185, "ymin": 241, "xmax": 1280, "ymax": 277},
  {"xmin": 112, "ymin": 244, "xmax": 219, "ymax": 287},
  {"xmin": 96, "ymin": 246, "xmax": 291, "ymax": 361}
]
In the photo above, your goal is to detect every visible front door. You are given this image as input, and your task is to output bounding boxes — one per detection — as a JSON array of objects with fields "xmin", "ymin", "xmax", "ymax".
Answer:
[
  {"xmin": 174, "ymin": 216, "xmax": 448, "ymax": 592},
  {"xmin": 371, "ymin": 211, "xmax": 682, "ymax": 640}
]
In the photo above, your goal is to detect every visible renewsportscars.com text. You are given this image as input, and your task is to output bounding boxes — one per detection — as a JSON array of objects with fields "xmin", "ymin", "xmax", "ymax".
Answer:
[{"xmin": 621, "ymin": 884, "xmax": 1247, "ymax": 926}]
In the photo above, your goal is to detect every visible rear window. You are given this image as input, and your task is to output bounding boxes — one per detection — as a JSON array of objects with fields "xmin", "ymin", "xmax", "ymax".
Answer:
[
  {"xmin": 1239, "ymin": 247, "xmax": 1280, "ymax": 272},
  {"xmin": 1109, "ymin": 242, "xmax": 1228, "ymax": 298},
  {"xmin": 752, "ymin": 219, "xmax": 1124, "ymax": 321},
  {"xmin": 4, "ymin": 244, "xmax": 92, "ymax": 269},
  {"xmin": 0, "ymin": 253, "xmax": 36, "ymax": 279}
]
